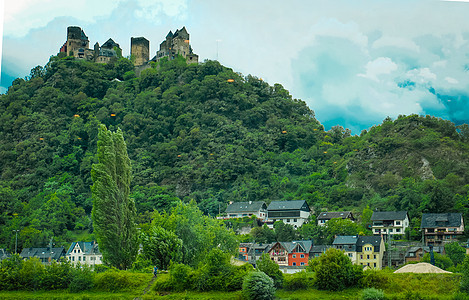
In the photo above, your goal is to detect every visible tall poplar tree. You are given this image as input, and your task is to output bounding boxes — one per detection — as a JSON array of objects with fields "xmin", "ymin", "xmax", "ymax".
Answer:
[{"xmin": 91, "ymin": 125, "xmax": 138, "ymax": 269}]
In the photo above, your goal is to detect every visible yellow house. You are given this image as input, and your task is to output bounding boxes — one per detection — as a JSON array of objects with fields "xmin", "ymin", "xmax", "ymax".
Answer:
[{"xmin": 356, "ymin": 236, "xmax": 384, "ymax": 270}]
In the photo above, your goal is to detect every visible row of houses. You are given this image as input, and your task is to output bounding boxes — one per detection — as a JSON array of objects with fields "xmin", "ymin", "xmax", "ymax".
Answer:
[
  {"xmin": 239, "ymin": 235, "xmax": 385, "ymax": 271},
  {"xmin": 224, "ymin": 201, "xmax": 465, "ymax": 246},
  {"xmin": 223, "ymin": 200, "xmax": 311, "ymax": 229},
  {"xmin": 0, "ymin": 241, "xmax": 103, "ymax": 266}
]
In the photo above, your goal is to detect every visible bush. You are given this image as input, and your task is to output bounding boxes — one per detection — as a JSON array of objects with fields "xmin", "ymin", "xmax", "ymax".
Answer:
[
  {"xmin": 41, "ymin": 260, "xmax": 73, "ymax": 290},
  {"xmin": 93, "ymin": 269, "xmax": 147, "ymax": 292},
  {"xmin": 242, "ymin": 271, "xmax": 275, "ymax": 300},
  {"xmin": 283, "ymin": 271, "xmax": 315, "ymax": 291},
  {"xmin": 18, "ymin": 258, "xmax": 45, "ymax": 290},
  {"xmin": 312, "ymin": 248, "xmax": 363, "ymax": 291},
  {"xmin": 360, "ymin": 269, "xmax": 389, "ymax": 289},
  {"xmin": 225, "ymin": 263, "xmax": 254, "ymax": 291},
  {"xmin": 361, "ymin": 288, "xmax": 385, "ymax": 300},
  {"xmin": 0, "ymin": 254, "xmax": 24, "ymax": 290},
  {"xmin": 460, "ymin": 255, "xmax": 469, "ymax": 293},
  {"xmin": 69, "ymin": 265, "xmax": 94, "ymax": 292},
  {"xmin": 169, "ymin": 262, "xmax": 194, "ymax": 291},
  {"xmin": 257, "ymin": 253, "xmax": 284, "ymax": 288}
]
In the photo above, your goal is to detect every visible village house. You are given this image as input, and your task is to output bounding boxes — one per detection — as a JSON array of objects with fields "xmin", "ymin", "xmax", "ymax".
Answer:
[
  {"xmin": 356, "ymin": 236, "xmax": 385, "ymax": 270},
  {"xmin": 238, "ymin": 242, "xmax": 271, "ymax": 265},
  {"xmin": 332, "ymin": 235, "xmax": 359, "ymax": 264},
  {"xmin": 266, "ymin": 200, "xmax": 311, "ymax": 229},
  {"xmin": 66, "ymin": 241, "xmax": 103, "ymax": 266},
  {"xmin": 405, "ymin": 246, "xmax": 444, "ymax": 264},
  {"xmin": 224, "ymin": 201, "xmax": 267, "ymax": 221},
  {"xmin": 371, "ymin": 211, "xmax": 409, "ymax": 236},
  {"xmin": 268, "ymin": 240, "xmax": 313, "ymax": 267},
  {"xmin": 309, "ymin": 245, "xmax": 333, "ymax": 259},
  {"xmin": 19, "ymin": 247, "xmax": 66, "ymax": 264},
  {"xmin": 421, "ymin": 213, "xmax": 464, "ymax": 246},
  {"xmin": 317, "ymin": 211, "xmax": 354, "ymax": 226}
]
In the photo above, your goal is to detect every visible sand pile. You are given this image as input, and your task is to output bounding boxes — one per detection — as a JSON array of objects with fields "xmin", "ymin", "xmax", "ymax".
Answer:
[{"xmin": 394, "ymin": 262, "xmax": 452, "ymax": 274}]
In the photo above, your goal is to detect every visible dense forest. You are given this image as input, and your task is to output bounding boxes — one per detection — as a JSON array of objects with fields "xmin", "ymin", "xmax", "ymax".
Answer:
[{"xmin": 1, "ymin": 55, "xmax": 469, "ymax": 251}]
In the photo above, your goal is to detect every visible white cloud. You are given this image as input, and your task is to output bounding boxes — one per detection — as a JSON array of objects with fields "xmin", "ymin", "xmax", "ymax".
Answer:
[
  {"xmin": 372, "ymin": 36, "xmax": 420, "ymax": 52},
  {"xmin": 405, "ymin": 68, "xmax": 437, "ymax": 84},
  {"xmin": 358, "ymin": 57, "xmax": 398, "ymax": 82},
  {"xmin": 445, "ymin": 77, "xmax": 459, "ymax": 84}
]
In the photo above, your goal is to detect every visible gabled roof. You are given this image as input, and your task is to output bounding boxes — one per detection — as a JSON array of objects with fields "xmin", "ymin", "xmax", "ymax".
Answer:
[
  {"xmin": 269, "ymin": 240, "xmax": 313, "ymax": 254},
  {"xmin": 317, "ymin": 211, "xmax": 353, "ymax": 220},
  {"xmin": 357, "ymin": 236, "xmax": 382, "ymax": 247},
  {"xmin": 333, "ymin": 235, "xmax": 359, "ymax": 245},
  {"xmin": 166, "ymin": 30, "xmax": 173, "ymax": 39},
  {"xmin": 405, "ymin": 246, "xmax": 444, "ymax": 257},
  {"xmin": 421, "ymin": 213, "xmax": 463, "ymax": 228},
  {"xmin": 20, "ymin": 247, "xmax": 66, "ymax": 260},
  {"xmin": 225, "ymin": 201, "xmax": 267, "ymax": 214},
  {"xmin": 66, "ymin": 242, "xmax": 101, "ymax": 256},
  {"xmin": 371, "ymin": 211, "xmax": 408, "ymax": 221},
  {"xmin": 267, "ymin": 200, "xmax": 309, "ymax": 211},
  {"xmin": 101, "ymin": 38, "xmax": 120, "ymax": 49}
]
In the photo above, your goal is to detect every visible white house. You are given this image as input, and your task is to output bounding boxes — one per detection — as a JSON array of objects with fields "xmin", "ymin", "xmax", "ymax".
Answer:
[
  {"xmin": 266, "ymin": 200, "xmax": 311, "ymax": 229},
  {"xmin": 66, "ymin": 241, "xmax": 103, "ymax": 266},
  {"xmin": 371, "ymin": 211, "xmax": 409, "ymax": 236}
]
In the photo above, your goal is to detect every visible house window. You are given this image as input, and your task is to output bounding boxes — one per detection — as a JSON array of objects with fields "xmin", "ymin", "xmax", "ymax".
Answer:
[
  {"xmin": 389, "ymin": 229, "xmax": 393, "ymax": 233},
  {"xmin": 300, "ymin": 262, "xmax": 305, "ymax": 266},
  {"xmin": 367, "ymin": 255, "xmax": 370, "ymax": 259},
  {"xmin": 292, "ymin": 262, "xmax": 296, "ymax": 266},
  {"xmin": 287, "ymin": 219, "xmax": 290, "ymax": 222},
  {"xmin": 293, "ymin": 254, "xmax": 296, "ymax": 258},
  {"xmin": 79, "ymin": 256, "xmax": 81, "ymax": 261},
  {"xmin": 294, "ymin": 219, "xmax": 297, "ymax": 222},
  {"xmin": 348, "ymin": 253, "xmax": 353, "ymax": 258},
  {"xmin": 396, "ymin": 221, "xmax": 401, "ymax": 225},
  {"xmin": 396, "ymin": 228, "xmax": 401, "ymax": 233},
  {"xmin": 374, "ymin": 255, "xmax": 376, "ymax": 259},
  {"xmin": 72, "ymin": 257, "xmax": 75, "ymax": 261},
  {"xmin": 83, "ymin": 257, "xmax": 86, "ymax": 261},
  {"xmin": 374, "ymin": 263, "xmax": 376, "ymax": 267},
  {"xmin": 300, "ymin": 254, "xmax": 305, "ymax": 258},
  {"xmin": 375, "ymin": 229, "xmax": 379, "ymax": 233},
  {"xmin": 360, "ymin": 255, "xmax": 363, "ymax": 259}
]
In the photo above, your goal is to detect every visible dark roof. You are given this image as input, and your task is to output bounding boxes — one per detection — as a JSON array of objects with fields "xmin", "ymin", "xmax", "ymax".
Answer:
[
  {"xmin": 371, "ymin": 211, "xmax": 408, "ymax": 221},
  {"xmin": 275, "ymin": 240, "xmax": 313, "ymax": 253},
  {"xmin": 356, "ymin": 236, "xmax": 383, "ymax": 252},
  {"xmin": 267, "ymin": 200, "xmax": 309, "ymax": 211},
  {"xmin": 166, "ymin": 30, "xmax": 173, "ymax": 39},
  {"xmin": 333, "ymin": 235, "xmax": 359, "ymax": 245},
  {"xmin": 20, "ymin": 247, "xmax": 66, "ymax": 261},
  {"xmin": 101, "ymin": 38, "xmax": 120, "ymax": 49},
  {"xmin": 310, "ymin": 245, "xmax": 333, "ymax": 253},
  {"xmin": 405, "ymin": 246, "xmax": 444, "ymax": 257},
  {"xmin": 66, "ymin": 242, "xmax": 101, "ymax": 256},
  {"xmin": 421, "ymin": 213, "xmax": 463, "ymax": 228},
  {"xmin": 317, "ymin": 211, "xmax": 353, "ymax": 220},
  {"xmin": 225, "ymin": 201, "xmax": 267, "ymax": 214}
]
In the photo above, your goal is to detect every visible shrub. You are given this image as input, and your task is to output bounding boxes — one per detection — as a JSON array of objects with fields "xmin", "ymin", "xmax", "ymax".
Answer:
[
  {"xmin": 242, "ymin": 271, "xmax": 275, "ymax": 300},
  {"xmin": 283, "ymin": 271, "xmax": 315, "ymax": 291},
  {"xmin": 69, "ymin": 265, "xmax": 94, "ymax": 292},
  {"xmin": 41, "ymin": 260, "xmax": 73, "ymax": 290},
  {"xmin": 460, "ymin": 255, "xmax": 469, "ymax": 293},
  {"xmin": 93, "ymin": 269, "xmax": 146, "ymax": 292},
  {"xmin": 313, "ymin": 248, "xmax": 363, "ymax": 291},
  {"xmin": 361, "ymin": 288, "xmax": 385, "ymax": 300},
  {"xmin": 169, "ymin": 262, "xmax": 194, "ymax": 291},
  {"xmin": 257, "ymin": 253, "xmax": 284, "ymax": 288},
  {"xmin": 360, "ymin": 269, "xmax": 389, "ymax": 289},
  {"xmin": 19, "ymin": 258, "xmax": 45, "ymax": 290},
  {"xmin": 225, "ymin": 263, "xmax": 254, "ymax": 291},
  {"xmin": 0, "ymin": 254, "xmax": 24, "ymax": 290}
]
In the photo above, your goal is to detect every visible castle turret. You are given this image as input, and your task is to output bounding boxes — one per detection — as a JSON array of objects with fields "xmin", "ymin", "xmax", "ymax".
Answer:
[
  {"xmin": 156, "ymin": 27, "xmax": 198, "ymax": 64},
  {"xmin": 131, "ymin": 37, "xmax": 150, "ymax": 67}
]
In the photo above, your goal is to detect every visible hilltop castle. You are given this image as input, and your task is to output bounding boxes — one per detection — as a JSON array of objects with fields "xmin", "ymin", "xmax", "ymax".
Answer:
[{"xmin": 59, "ymin": 26, "xmax": 198, "ymax": 66}]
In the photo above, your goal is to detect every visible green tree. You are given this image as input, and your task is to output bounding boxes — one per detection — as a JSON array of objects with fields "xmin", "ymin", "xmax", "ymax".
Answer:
[
  {"xmin": 310, "ymin": 248, "xmax": 363, "ymax": 291},
  {"xmin": 256, "ymin": 253, "xmax": 283, "ymax": 288},
  {"xmin": 421, "ymin": 252, "xmax": 453, "ymax": 270},
  {"xmin": 242, "ymin": 271, "xmax": 275, "ymax": 300},
  {"xmin": 460, "ymin": 254, "xmax": 469, "ymax": 293},
  {"xmin": 91, "ymin": 125, "xmax": 138, "ymax": 269},
  {"xmin": 142, "ymin": 226, "xmax": 182, "ymax": 270},
  {"xmin": 444, "ymin": 242, "xmax": 466, "ymax": 266}
]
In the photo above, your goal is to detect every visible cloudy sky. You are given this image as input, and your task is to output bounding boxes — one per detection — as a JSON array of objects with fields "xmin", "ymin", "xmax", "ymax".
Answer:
[{"xmin": 2, "ymin": 0, "xmax": 469, "ymax": 133}]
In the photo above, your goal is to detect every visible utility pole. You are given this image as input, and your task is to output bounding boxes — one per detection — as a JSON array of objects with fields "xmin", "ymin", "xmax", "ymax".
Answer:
[{"xmin": 12, "ymin": 230, "xmax": 19, "ymax": 254}]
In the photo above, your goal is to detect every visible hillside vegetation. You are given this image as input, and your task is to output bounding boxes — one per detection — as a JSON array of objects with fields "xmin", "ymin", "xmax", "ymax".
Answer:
[{"xmin": 1, "ymin": 55, "xmax": 469, "ymax": 249}]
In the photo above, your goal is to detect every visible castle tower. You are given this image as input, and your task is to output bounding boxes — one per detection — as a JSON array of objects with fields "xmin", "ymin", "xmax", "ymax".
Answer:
[
  {"xmin": 131, "ymin": 37, "xmax": 150, "ymax": 66},
  {"xmin": 66, "ymin": 26, "xmax": 89, "ymax": 58},
  {"xmin": 156, "ymin": 26, "xmax": 198, "ymax": 64}
]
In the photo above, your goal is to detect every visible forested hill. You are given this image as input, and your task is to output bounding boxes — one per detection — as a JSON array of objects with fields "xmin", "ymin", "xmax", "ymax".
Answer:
[{"xmin": 1, "ymin": 55, "xmax": 469, "ymax": 248}]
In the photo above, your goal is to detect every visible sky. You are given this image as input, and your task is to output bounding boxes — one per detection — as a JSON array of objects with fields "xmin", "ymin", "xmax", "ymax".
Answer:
[{"xmin": 2, "ymin": 0, "xmax": 469, "ymax": 133}]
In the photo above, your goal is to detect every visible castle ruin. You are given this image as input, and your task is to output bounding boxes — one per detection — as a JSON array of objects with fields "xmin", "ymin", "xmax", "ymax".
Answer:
[{"xmin": 59, "ymin": 26, "xmax": 198, "ymax": 67}]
